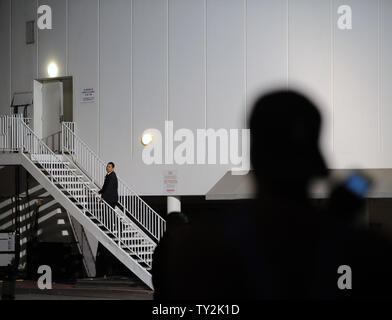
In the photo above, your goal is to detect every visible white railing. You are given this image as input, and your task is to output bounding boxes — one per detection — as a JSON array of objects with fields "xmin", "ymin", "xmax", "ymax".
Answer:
[
  {"xmin": 0, "ymin": 115, "xmax": 24, "ymax": 151},
  {"xmin": 0, "ymin": 116, "xmax": 154, "ymax": 268},
  {"xmin": 62, "ymin": 122, "xmax": 166, "ymax": 241}
]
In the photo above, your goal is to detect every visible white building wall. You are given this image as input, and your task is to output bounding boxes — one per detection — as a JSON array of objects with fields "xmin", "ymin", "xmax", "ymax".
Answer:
[
  {"xmin": 1, "ymin": 0, "xmax": 392, "ymax": 195},
  {"xmin": 2, "ymin": 0, "xmax": 37, "ymax": 116},
  {"xmin": 381, "ymin": 0, "xmax": 392, "ymax": 154},
  {"xmin": 0, "ymin": 0, "xmax": 11, "ymax": 116},
  {"xmin": 68, "ymin": 0, "xmax": 99, "ymax": 152}
]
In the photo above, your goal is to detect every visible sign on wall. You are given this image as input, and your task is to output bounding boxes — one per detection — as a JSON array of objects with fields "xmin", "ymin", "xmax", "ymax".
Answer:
[
  {"xmin": 163, "ymin": 170, "xmax": 178, "ymax": 194},
  {"xmin": 80, "ymin": 88, "xmax": 96, "ymax": 103}
]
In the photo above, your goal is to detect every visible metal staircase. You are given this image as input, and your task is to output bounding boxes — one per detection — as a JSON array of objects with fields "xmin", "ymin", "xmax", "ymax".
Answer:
[
  {"xmin": 0, "ymin": 115, "xmax": 166, "ymax": 289},
  {"xmin": 62, "ymin": 122, "xmax": 166, "ymax": 241}
]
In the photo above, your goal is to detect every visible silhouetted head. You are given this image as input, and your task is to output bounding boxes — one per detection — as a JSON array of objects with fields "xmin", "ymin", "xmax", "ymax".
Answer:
[{"xmin": 249, "ymin": 90, "xmax": 328, "ymax": 198}]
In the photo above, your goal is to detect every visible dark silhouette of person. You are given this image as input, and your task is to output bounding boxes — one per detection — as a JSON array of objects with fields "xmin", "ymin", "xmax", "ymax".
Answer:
[
  {"xmin": 152, "ymin": 90, "xmax": 392, "ymax": 300},
  {"xmin": 151, "ymin": 206, "xmax": 247, "ymax": 300},
  {"xmin": 245, "ymin": 90, "xmax": 392, "ymax": 299},
  {"xmin": 98, "ymin": 162, "xmax": 118, "ymax": 209}
]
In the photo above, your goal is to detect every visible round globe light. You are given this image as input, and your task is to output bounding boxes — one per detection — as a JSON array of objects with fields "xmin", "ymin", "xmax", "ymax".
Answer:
[
  {"xmin": 141, "ymin": 132, "xmax": 154, "ymax": 146},
  {"xmin": 47, "ymin": 62, "xmax": 58, "ymax": 78}
]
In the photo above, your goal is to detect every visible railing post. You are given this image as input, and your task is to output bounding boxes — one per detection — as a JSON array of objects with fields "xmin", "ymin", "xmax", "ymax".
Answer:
[
  {"xmin": 18, "ymin": 116, "xmax": 22, "ymax": 153},
  {"xmin": 61, "ymin": 122, "xmax": 64, "ymax": 155},
  {"xmin": 118, "ymin": 215, "xmax": 121, "ymax": 247}
]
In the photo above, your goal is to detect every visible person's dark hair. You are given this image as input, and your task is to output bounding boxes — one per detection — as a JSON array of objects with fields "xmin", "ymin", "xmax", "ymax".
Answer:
[
  {"xmin": 108, "ymin": 162, "xmax": 115, "ymax": 168},
  {"xmin": 249, "ymin": 90, "xmax": 328, "ymax": 189}
]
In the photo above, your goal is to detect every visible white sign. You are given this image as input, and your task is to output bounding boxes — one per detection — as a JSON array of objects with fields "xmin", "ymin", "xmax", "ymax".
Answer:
[
  {"xmin": 163, "ymin": 170, "xmax": 178, "ymax": 194},
  {"xmin": 80, "ymin": 88, "xmax": 96, "ymax": 103}
]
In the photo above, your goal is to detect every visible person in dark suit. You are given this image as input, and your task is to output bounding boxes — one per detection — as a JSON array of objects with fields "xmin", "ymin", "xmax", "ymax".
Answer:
[{"xmin": 98, "ymin": 162, "xmax": 118, "ymax": 208}]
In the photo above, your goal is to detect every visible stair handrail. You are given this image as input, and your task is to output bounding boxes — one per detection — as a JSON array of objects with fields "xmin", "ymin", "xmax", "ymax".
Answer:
[
  {"xmin": 62, "ymin": 122, "xmax": 166, "ymax": 241},
  {"xmin": 17, "ymin": 117, "xmax": 154, "ymax": 267}
]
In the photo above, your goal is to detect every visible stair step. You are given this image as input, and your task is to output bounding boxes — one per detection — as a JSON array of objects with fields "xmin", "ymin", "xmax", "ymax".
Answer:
[
  {"xmin": 135, "ymin": 259, "xmax": 153, "ymax": 266},
  {"xmin": 33, "ymin": 161, "xmax": 73, "ymax": 169},
  {"xmin": 126, "ymin": 244, "xmax": 155, "ymax": 249},
  {"xmin": 136, "ymin": 259, "xmax": 152, "ymax": 265},
  {"xmin": 52, "ymin": 174, "xmax": 84, "ymax": 179},
  {"xmin": 116, "ymin": 233, "xmax": 142, "ymax": 237},
  {"xmin": 64, "ymin": 188, "xmax": 97, "ymax": 192},
  {"xmin": 123, "ymin": 248, "xmax": 154, "ymax": 256},
  {"xmin": 64, "ymin": 189, "xmax": 90, "ymax": 194},
  {"xmin": 44, "ymin": 168, "xmax": 77, "ymax": 171},
  {"xmin": 121, "ymin": 228, "xmax": 139, "ymax": 231},
  {"xmin": 112, "ymin": 230, "xmax": 141, "ymax": 235},
  {"xmin": 60, "ymin": 181, "xmax": 91, "ymax": 185},
  {"xmin": 120, "ymin": 237, "xmax": 148, "ymax": 241},
  {"xmin": 98, "ymin": 226, "xmax": 141, "ymax": 235},
  {"xmin": 97, "ymin": 223, "xmax": 110, "ymax": 228},
  {"xmin": 121, "ymin": 235, "xmax": 151, "ymax": 240},
  {"xmin": 135, "ymin": 257, "xmax": 152, "ymax": 262},
  {"xmin": 35, "ymin": 161, "xmax": 70, "ymax": 165},
  {"xmin": 113, "ymin": 230, "xmax": 139, "ymax": 234},
  {"xmin": 62, "ymin": 186, "xmax": 95, "ymax": 191},
  {"xmin": 100, "ymin": 231, "xmax": 148, "ymax": 242},
  {"xmin": 31, "ymin": 159, "xmax": 71, "ymax": 165},
  {"xmin": 131, "ymin": 251, "xmax": 154, "ymax": 256}
]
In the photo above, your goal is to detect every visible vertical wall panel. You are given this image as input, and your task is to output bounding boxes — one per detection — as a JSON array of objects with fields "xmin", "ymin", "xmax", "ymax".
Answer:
[
  {"xmin": 133, "ymin": 0, "xmax": 167, "ymax": 157},
  {"xmin": 381, "ymin": 0, "xmax": 392, "ymax": 153},
  {"xmin": 247, "ymin": 0, "xmax": 287, "ymax": 109},
  {"xmin": 0, "ymin": 0, "xmax": 11, "ymax": 115},
  {"xmin": 130, "ymin": 0, "xmax": 169, "ymax": 195},
  {"xmin": 169, "ymin": 0, "xmax": 205, "ymax": 131},
  {"xmin": 99, "ymin": 0, "xmax": 131, "ymax": 173},
  {"xmin": 68, "ymin": 0, "xmax": 99, "ymax": 152},
  {"xmin": 333, "ymin": 0, "xmax": 379, "ymax": 164},
  {"xmin": 11, "ymin": 0, "xmax": 36, "ymax": 96},
  {"xmin": 38, "ymin": 0, "xmax": 66, "ymax": 78},
  {"xmin": 289, "ymin": 0, "xmax": 332, "ymax": 158},
  {"xmin": 206, "ymin": 0, "xmax": 245, "ymax": 130},
  {"xmin": 165, "ymin": 0, "xmax": 220, "ymax": 196}
]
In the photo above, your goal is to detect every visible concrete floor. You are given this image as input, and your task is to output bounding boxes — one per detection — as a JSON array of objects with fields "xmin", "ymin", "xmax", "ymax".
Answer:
[{"xmin": 1, "ymin": 278, "xmax": 154, "ymax": 300}]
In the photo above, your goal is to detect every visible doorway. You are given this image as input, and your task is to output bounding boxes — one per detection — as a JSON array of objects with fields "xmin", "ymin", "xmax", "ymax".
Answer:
[{"xmin": 33, "ymin": 77, "xmax": 73, "ymax": 153}]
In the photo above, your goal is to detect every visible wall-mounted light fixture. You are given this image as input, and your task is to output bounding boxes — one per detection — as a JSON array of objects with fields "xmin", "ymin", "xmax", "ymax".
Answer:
[
  {"xmin": 141, "ymin": 132, "xmax": 154, "ymax": 146},
  {"xmin": 47, "ymin": 62, "xmax": 58, "ymax": 78}
]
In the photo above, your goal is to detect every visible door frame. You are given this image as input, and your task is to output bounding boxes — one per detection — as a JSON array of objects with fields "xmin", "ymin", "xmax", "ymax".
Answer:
[{"xmin": 33, "ymin": 76, "xmax": 73, "ymax": 139}]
